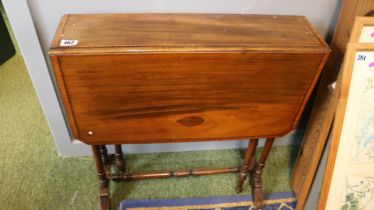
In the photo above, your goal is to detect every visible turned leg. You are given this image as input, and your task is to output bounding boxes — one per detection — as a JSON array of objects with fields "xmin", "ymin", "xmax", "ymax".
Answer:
[
  {"xmin": 92, "ymin": 145, "xmax": 110, "ymax": 210},
  {"xmin": 253, "ymin": 138, "xmax": 274, "ymax": 209},
  {"xmin": 236, "ymin": 139, "xmax": 258, "ymax": 193},
  {"xmin": 99, "ymin": 145, "xmax": 109, "ymax": 165},
  {"xmin": 114, "ymin": 144, "xmax": 125, "ymax": 172}
]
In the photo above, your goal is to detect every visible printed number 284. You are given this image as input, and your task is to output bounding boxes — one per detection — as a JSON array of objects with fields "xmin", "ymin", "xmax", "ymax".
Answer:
[{"xmin": 357, "ymin": 55, "xmax": 367, "ymax": 61}]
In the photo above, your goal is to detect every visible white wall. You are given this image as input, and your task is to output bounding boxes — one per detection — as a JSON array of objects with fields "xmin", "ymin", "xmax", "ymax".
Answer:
[{"xmin": 4, "ymin": 0, "xmax": 341, "ymax": 156}]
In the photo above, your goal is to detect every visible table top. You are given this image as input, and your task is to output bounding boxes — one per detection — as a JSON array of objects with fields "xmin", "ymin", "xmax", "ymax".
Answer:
[{"xmin": 50, "ymin": 13, "xmax": 328, "ymax": 54}]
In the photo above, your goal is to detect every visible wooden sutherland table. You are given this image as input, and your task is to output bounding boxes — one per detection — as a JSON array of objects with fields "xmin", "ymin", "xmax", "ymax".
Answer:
[{"xmin": 49, "ymin": 13, "xmax": 329, "ymax": 210}]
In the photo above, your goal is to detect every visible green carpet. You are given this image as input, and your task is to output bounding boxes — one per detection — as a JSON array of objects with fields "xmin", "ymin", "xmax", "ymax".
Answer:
[{"xmin": 0, "ymin": 6, "xmax": 298, "ymax": 210}]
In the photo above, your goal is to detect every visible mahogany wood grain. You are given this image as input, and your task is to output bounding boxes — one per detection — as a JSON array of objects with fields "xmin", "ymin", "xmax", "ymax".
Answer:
[
  {"xmin": 49, "ymin": 14, "xmax": 329, "ymax": 145},
  {"xmin": 52, "ymin": 52, "xmax": 326, "ymax": 144},
  {"xmin": 50, "ymin": 14, "xmax": 327, "ymax": 54},
  {"xmin": 50, "ymin": 55, "xmax": 80, "ymax": 137}
]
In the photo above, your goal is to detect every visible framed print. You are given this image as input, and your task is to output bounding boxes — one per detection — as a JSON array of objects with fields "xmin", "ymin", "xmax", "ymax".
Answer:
[
  {"xmin": 350, "ymin": 17, "xmax": 374, "ymax": 43},
  {"xmin": 319, "ymin": 43, "xmax": 374, "ymax": 210}
]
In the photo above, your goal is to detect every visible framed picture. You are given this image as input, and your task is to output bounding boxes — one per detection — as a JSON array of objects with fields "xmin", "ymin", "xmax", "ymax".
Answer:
[
  {"xmin": 350, "ymin": 17, "xmax": 374, "ymax": 43},
  {"xmin": 319, "ymin": 43, "xmax": 374, "ymax": 210}
]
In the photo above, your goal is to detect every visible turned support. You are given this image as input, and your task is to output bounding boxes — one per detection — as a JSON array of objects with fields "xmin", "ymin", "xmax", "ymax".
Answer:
[
  {"xmin": 92, "ymin": 145, "xmax": 110, "ymax": 210},
  {"xmin": 109, "ymin": 167, "xmax": 240, "ymax": 181},
  {"xmin": 91, "ymin": 139, "xmax": 274, "ymax": 210},
  {"xmin": 253, "ymin": 138, "xmax": 274, "ymax": 209},
  {"xmin": 99, "ymin": 145, "xmax": 109, "ymax": 165},
  {"xmin": 236, "ymin": 139, "xmax": 258, "ymax": 193},
  {"xmin": 114, "ymin": 144, "xmax": 125, "ymax": 172}
]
